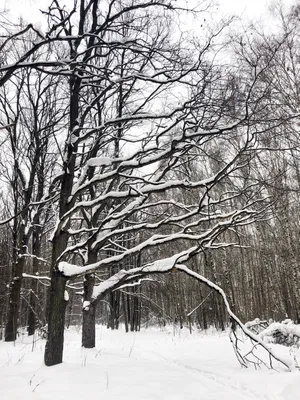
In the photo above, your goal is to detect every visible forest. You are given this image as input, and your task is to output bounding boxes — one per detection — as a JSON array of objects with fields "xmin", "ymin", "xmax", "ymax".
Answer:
[{"xmin": 0, "ymin": 0, "xmax": 300, "ymax": 372}]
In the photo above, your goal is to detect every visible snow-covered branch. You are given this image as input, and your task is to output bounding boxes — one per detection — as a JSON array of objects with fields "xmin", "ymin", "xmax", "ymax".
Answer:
[
  {"xmin": 58, "ymin": 206, "xmax": 257, "ymax": 278},
  {"xmin": 19, "ymin": 254, "xmax": 49, "ymax": 264},
  {"xmin": 22, "ymin": 273, "xmax": 50, "ymax": 281},
  {"xmin": 88, "ymin": 258, "xmax": 292, "ymax": 371}
]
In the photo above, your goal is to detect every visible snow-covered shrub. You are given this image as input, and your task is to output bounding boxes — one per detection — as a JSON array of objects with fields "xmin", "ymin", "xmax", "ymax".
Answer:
[{"xmin": 259, "ymin": 320, "xmax": 300, "ymax": 347}]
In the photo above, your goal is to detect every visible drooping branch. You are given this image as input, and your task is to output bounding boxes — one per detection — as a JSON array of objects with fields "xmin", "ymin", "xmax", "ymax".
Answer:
[
  {"xmin": 87, "ymin": 256, "xmax": 292, "ymax": 371},
  {"xmin": 176, "ymin": 265, "xmax": 292, "ymax": 371}
]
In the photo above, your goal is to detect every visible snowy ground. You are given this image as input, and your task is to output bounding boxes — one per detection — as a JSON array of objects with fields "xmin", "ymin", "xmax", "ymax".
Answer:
[{"xmin": 1, "ymin": 325, "xmax": 300, "ymax": 399}]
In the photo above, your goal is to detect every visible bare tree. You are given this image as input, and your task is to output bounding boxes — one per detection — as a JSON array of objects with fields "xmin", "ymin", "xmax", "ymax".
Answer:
[
  {"xmin": 0, "ymin": 41, "xmax": 65, "ymax": 339},
  {"xmin": 0, "ymin": 0, "xmax": 296, "ymax": 372},
  {"xmin": 30, "ymin": 0, "xmax": 284, "ymax": 366}
]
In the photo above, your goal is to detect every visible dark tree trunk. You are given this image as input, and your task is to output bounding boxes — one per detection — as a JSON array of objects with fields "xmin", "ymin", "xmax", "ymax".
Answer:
[
  {"xmin": 27, "ymin": 288, "xmax": 37, "ymax": 336},
  {"xmin": 5, "ymin": 256, "xmax": 25, "ymax": 341},
  {"xmin": 108, "ymin": 290, "xmax": 120, "ymax": 330},
  {"xmin": 107, "ymin": 292, "xmax": 115, "ymax": 330},
  {"xmin": 82, "ymin": 249, "xmax": 97, "ymax": 348},
  {"xmin": 82, "ymin": 273, "xmax": 96, "ymax": 348},
  {"xmin": 5, "ymin": 271, "xmax": 22, "ymax": 341},
  {"xmin": 122, "ymin": 292, "xmax": 129, "ymax": 333},
  {"xmin": 27, "ymin": 225, "xmax": 42, "ymax": 336},
  {"xmin": 115, "ymin": 290, "xmax": 120, "ymax": 329},
  {"xmin": 134, "ymin": 296, "xmax": 138, "ymax": 331},
  {"xmin": 127, "ymin": 293, "xmax": 131, "ymax": 327},
  {"xmin": 44, "ymin": 271, "xmax": 68, "ymax": 366},
  {"xmin": 130, "ymin": 294, "xmax": 140, "ymax": 332},
  {"xmin": 44, "ymin": 50, "xmax": 81, "ymax": 364}
]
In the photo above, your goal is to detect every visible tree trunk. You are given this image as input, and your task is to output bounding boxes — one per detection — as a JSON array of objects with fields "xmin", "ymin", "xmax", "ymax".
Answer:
[
  {"xmin": 122, "ymin": 292, "xmax": 129, "ymax": 333},
  {"xmin": 27, "ymin": 287, "xmax": 37, "ymax": 336},
  {"xmin": 82, "ymin": 273, "xmax": 96, "ymax": 348},
  {"xmin": 44, "ymin": 271, "xmax": 68, "ymax": 366},
  {"xmin": 5, "ymin": 273, "xmax": 22, "ymax": 341},
  {"xmin": 27, "ymin": 226, "xmax": 42, "ymax": 336},
  {"xmin": 82, "ymin": 248, "xmax": 97, "ymax": 348},
  {"xmin": 44, "ymin": 58, "xmax": 80, "ymax": 364},
  {"xmin": 5, "ymin": 256, "xmax": 25, "ymax": 341}
]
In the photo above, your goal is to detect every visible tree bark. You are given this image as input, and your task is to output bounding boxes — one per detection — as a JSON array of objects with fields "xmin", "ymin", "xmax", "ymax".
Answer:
[
  {"xmin": 122, "ymin": 292, "xmax": 129, "ymax": 333},
  {"xmin": 44, "ymin": 33, "xmax": 81, "ymax": 364},
  {"xmin": 27, "ymin": 287, "xmax": 37, "ymax": 336},
  {"xmin": 82, "ymin": 273, "xmax": 96, "ymax": 348},
  {"xmin": 5, "ymin": 264, "xmax": 23, "ymax": 341},
  {"xmin": 5, "ymin": 249, "xmax": 26, "ymax": 341},
  {"xmin": 27, "ymin": 225, "xmax": 42, "ymax": 336},
  {"xmin": 44, "ymin": 271, "xmax": 68, "ymax": 366}
]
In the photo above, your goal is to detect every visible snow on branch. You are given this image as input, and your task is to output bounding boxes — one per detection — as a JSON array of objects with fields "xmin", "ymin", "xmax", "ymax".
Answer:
[
  {"xmin": 87, "ymin": 255, "xmax": 292, "ymax": 371},
  {"xmin": 259, "ymin": 321, "xmax": 300, "ymax": 347},
  {"xmin": 58, "ymin": 204, "xmax": 257, "ymax": 277},
  {"xmin": 187, "ymin": 291, "xmax": 213, "ymax": 317},
  {"xmin": 22, "ymin": 273, "xmax": 51, "ymax": 287},
  {"xmin": 23, "ymin": 273, "xmax": 50, "ymax": 281},
  {"xmin": 66, "ymin": 175, "xmax": 215, "ymax": 222},
  {"xmin": 19, "ymin": 254, "xmax": 49, "ymax": 264},
  {"xmin": 90, "ymin": 252, "xmax": 191, "ymax": 301},
  {"xmin": 22, "ymin": 273, "xmax": 83, "ymax": 291},
  {"xmin": 113, "ymin": 278, "xmax": 154, "ymax": 291}
]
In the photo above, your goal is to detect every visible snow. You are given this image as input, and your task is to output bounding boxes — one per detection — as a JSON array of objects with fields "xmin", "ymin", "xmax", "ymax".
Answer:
[
  {"xmin": 82, "ymin": 301, "xmax": 90, "ymax": 311},
  {"xmin": 72, "ymin": 157, "xmax": 113, "ymax": 195},
  {"xmin": 86, "ymin": 156, "xmax": 112, "ymax": 167},
  {"xmin": 259, "ymin": 322, "xmax": 300, "ymax": 342},
  {"xmin": 59, "ymin": 261, "xmax": 85, "ymax": 277},
  {"xmin": 1, "ymin": 325, "xmax": 299, "ymax": 400},
  {"xmin": 60, "ymin": 208, "xmax": 251, "ymax": 277},
  {"xmin": 64, "ymin": 290, "xmax": 69, "ymax": 302},
  {"xmin": 90, "ymin": 254, "xmax": 190, "ymax": 300},
  {"xmin": 245, "ymin": 318, "xmax": 264, "ymax": 328},
  {"xmin": 58, "ymin": 242, "xmax": 194, "ymax": 278}
]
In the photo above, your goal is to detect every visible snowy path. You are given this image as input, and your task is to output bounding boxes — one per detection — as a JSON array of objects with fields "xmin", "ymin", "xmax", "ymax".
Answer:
[{"xmin": 0, "ymin": 326, "xmax": 299, "ymax": 399}]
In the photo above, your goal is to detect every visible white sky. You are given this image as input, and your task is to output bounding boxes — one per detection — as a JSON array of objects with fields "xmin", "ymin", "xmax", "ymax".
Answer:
[
  {"xmin": 2, "ymin": 0, "xmax": 296, "ymax": 25},
  {"xmin": 218, "ymin": 0, "xmax": 294, "ymax": 17}
]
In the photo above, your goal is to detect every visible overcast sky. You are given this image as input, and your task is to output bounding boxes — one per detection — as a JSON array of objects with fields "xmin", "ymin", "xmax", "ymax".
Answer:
[
  {"xmin": 2, "ymin": 0, "xmax": 296, "ymax": 26},
  {"xmin": 218, "ymin": 0, "xmax": 294, "ymax": 16}
]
